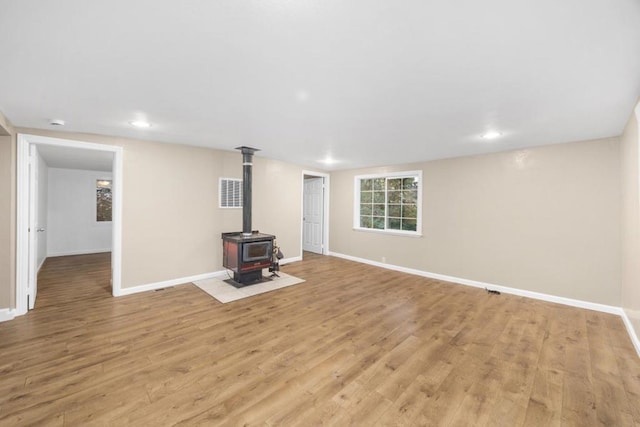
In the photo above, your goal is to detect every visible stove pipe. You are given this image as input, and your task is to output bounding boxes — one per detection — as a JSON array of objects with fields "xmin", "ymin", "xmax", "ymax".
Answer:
[{"xmin": 236, "ymin": 146, "xmax": 259, "ymax": 236}]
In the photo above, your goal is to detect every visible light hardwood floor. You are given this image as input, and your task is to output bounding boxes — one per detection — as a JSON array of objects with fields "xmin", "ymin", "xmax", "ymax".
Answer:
[{"xmin": 1, "ymin": 252, "xmax": 639, "ymax": 426}]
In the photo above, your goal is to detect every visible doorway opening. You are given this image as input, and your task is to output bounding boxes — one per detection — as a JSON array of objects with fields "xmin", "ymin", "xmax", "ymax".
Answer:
[
  {"xmin": 301, "ymin": 170, "xmax": 329, "ymax": 258},
  {"xmin": 16, "ymin": 134, "xmax": 123, "ymax": 315}
]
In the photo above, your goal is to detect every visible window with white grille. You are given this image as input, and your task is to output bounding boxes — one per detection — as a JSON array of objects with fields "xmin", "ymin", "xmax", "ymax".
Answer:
[
  {"xmin": 219, "ymin": 178, "xmax": 242, "ymax": 208},
  {"xmin": 353, "ymin": 170, "xmax": 422, "ymax": 236}
]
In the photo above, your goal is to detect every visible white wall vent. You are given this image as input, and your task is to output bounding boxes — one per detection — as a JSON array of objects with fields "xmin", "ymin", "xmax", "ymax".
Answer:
[{"xmin": 219, "ymin": 178, "xmax": 242, "ymax": 208}]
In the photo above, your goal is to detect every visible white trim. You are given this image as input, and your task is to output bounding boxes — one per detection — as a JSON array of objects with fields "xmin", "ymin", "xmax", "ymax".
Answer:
[
  {"xmin": 37, "ymin": 256, "xmax": 47, "ymax": 273},
  {"xmin": 351, "ymin": 227, "xmax": 423, "ymax": 238},
  {"xmin": 16, "ymin": 136, "xmax": 30, "ymax": 315},
  {"xmin": 111, "ymin": 144, "xmax": 123, "ymax": 297},
  {"xmin": 27, "ymin": 144, "xmax": 37, "ymax": 310},
  {"xmin": 47, "ymin": 248, "xmax": 112, "ymax": 257},
  {"xmin": 621, "ymin": 309, "xmax": 640, "ymax": 357},
  {"xmin": 354, "ymin": 170, "xmax": 424, "ymax": 180},
  {"xmin": 117, "ymin": 270, "xmax": 227, "ymax": 296},
  {"xmin": 0, "ymin": 309, "xmax": 16, "ymax": 322},
  {"xmin": 16, "ymin": 134, "xmax": 123, "ymax": 312},
  {"xmin": 628, "ymin": 99, "xmax": 640, "ymax": 357},
  {"xmin": 301, "ymin": 170, "xmax": 331, "ymax": 256},
  {"xmin": 280, "ymin": 255, "xmax": 302, "ymax": 265},
  {"xmin": 330, "ymin": 251, "xmax": 640, "ymax": 356},
  {"xmin": 328, "ymin": 251, "xmax": 623, "ymax": 316},
  {"xmin": 353, "ymin": 170, "xmax": 422, "ymax": 236},
  {"xmin": 117, "ymin": 255, "xmax": 304, "ymax": 297}
]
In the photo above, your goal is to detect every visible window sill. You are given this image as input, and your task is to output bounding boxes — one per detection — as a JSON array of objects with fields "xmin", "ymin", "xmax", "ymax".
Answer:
[{"xmin": 352, "ymin": 227, "xmax": 422, "ymax": 238}]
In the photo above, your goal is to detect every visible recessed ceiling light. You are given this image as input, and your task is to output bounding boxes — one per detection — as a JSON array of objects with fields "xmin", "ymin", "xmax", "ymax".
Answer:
[
  {"xmin": 130, "ymin": 120, "xmax": 151, "ymax": 128},
  {"xmin": 318, "ymin": 157, "xmax": 337, "ymax": 165},
  {"xmin": 296, "ymin": 90, "xmax": 310, "ymax": 102},
  {"xmin": 481, "ymin": 131, "xmax": 502, "ymax": 140},
  {"xmin": 49, "ymin": 119, "xmax": 65, "ymax": 126}
]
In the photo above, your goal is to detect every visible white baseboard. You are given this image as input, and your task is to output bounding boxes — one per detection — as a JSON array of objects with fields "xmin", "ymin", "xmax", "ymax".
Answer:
[
  {"xmin": 331, "ymin": 252, "xmax": 639, "ymax": 357},
  {"xmin": 116, "ymin": 270, "xmax": 227, "ymax": 296},
  {"xmin": 327, "ymin": 253, "xmax": 639, "ymax": 357},
  {"xmin": 48, "ymin": 248, "xmax": 112, "ymax": 257},
  {"xmin": 328, "ymin": 251, "xmax": 624, "ymax": 316},
  {"xmin": 116, "ymin": 256, "xmax": 305, "ymax": 297},
  {"xmin": 37, "ymin": 256, "xmax": 47, "ymax": 273},
  {"xmin": 0, "ymin": 308, "xmax": 16, "ymax": 322},
  {"xmin": 281, "ymin": 255, "xmax": 302, "ymax": 265},
  {"xmin": 621, "ymin": 309, "xmax": 640, "ymax": 357}
]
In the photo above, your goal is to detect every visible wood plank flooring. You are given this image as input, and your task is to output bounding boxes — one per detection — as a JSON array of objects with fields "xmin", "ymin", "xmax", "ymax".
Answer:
[{"xmin": 1, "ymin": 252, "xmax": 639, "ymax": 426}]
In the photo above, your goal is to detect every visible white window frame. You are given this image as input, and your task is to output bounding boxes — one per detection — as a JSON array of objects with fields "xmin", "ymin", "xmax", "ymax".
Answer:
[
  {"xmin": 353, "ymin": 170, "xmax": 423, "ymax": 236},
  {"xmin": 219, "ymin": 177, "xmax": 243, "ymax": 209}
]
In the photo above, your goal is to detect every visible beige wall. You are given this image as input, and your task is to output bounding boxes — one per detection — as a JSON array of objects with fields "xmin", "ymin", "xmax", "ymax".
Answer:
[
  {"xmin": 1, "ymin": 122, "xmax": 628, "ymax": 312},
  {"xmin": 330, "ymin": 137, "xmax": 621, "ymax": 306},
  {"xmin": 17, "ymin": 129, "xmax": 303, "ymax": 289},
  {"xmin": 0, "ymin": 112, "xmax": 16, "ymax": 309},
  {"xmin": 621, "ymin": 102, "xmax": 640, "ymax": 340}
]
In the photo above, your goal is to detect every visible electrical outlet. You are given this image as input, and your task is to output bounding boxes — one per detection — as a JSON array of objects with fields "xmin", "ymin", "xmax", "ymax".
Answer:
[{"xmin": 381, "ymin": 256, "xmax": 386, "ymax": 263}]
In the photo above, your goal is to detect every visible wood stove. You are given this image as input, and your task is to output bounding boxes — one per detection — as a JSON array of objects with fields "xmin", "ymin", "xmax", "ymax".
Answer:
[
  {"xmin": 221, "ymin": 147, "xmax": 276, "ymax": 286},
  {"xmin": 222, "ymin": 232, "xmax": 275, "ymax": 284}
]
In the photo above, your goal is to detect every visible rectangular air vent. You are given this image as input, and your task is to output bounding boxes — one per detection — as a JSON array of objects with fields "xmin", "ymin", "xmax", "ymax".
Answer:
[{"xmin": 219, "ymin": 178, "xmax": 242, "ymax": 208}]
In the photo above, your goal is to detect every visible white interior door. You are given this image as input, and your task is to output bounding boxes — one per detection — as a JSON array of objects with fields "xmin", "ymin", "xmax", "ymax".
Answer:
[
  {"xmin": 303, "ymin": 177, "xmax": 324, "ymax": 254},
  {"xmin": 27, "ymin": 144, "xmax": 38, "ymax": 309}
]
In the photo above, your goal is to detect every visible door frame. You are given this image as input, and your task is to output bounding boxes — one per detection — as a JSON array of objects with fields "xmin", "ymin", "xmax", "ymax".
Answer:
[
  {"xmin": 16, "ymin": 134, "xmax": 123, "ymax": 315},
  {"xmin": 300, "ymin": 170, "xmax": 330, "ymax": 257},
  {"xmin": 27, "ymin": 144, "xmax": 38, "ymax": 310}
]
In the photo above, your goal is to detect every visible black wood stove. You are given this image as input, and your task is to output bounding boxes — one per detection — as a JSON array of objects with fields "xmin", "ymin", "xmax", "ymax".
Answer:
[{"xmin": 221, "ymin": 147, "xmax": 275, "ymax": 286}]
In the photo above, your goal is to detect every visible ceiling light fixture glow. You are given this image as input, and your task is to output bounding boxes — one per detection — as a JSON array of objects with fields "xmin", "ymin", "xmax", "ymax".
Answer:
[
  {"xmin": 318, "ymin": 157, "xmax": 337, "ymax": 165},
  {"xmin": 130, "ymin": 120, "xmax": 151, "ymax": 128},
  {"xmin": 296, "ymin": 90, "xmax": 310, "ymax": 102},
  {"xmin": 481, "ymin": 130, "xmax": 502, "ymax": 140}
]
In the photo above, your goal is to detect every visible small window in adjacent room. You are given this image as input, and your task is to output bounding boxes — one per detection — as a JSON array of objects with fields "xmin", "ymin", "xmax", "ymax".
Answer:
[
  {"xmin": 354, "ymin": 171, "xmax": 422, "ymax": 235},
  {"xmin": 96, "ymin": 179, "xmax": 112, "ymax": 222},
  {"xmin": 220, "ymin": 178, "xmax": 243, "ymax": 208}
]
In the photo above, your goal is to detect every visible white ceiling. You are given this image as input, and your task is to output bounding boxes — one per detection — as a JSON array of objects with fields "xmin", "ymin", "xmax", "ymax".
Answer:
[
  {"xmin": 36, "ymin": 144, "xmax": 113, "ymax": 172},
  {"xmin": 1, "ymin": 1, "xmax": 639, "ymax": 170}
]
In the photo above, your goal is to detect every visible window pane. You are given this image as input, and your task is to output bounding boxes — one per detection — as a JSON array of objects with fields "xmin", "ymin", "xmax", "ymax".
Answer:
[
  {"xmin": 388, "ymin": 218, "xmax": 401, "ymax": 230},
  {"xmin": 360, "ymin": 204, "xmax": 372, "ymax": 215},
  {"xmin": 373, "ymin": 204, "xmax": 385, "ymax": 216},
  {"xmin": 403, "ymin": 204, "xmax": 417, "ymax": 219},
  {"xmin": 388, "ymin": 190, "xmax": 401, "ymax": 203},
  {"xmin": 360, "ymin": 191, "xmax": 373, "ymax": 203},
  {"xmin": 373, "ymin": 191, "xmax": 385, "ymax": 203},
  {"xmin": 96, "ymin": 180, "xmax": 112, "ymax": 222},
  {"xmin": 373, "ymin": 217, "xmax": 385, "ymax": 229},
  {"xmin": 387, "ymin": 178, "xmax": 402, "ymax": 190},
  {"xmin": 403, "ymin": 177, "xmax": 417, "ymax": 189},
  {"xmin": 373, "ymin": 178, "xmax": 385, "ymax": 190},
  {"xmin": 360, "ymin": 216, "xmax": 372, "ymax": 228},
  {"xmin": 402, "ymin": 219, "xmax": 417, "ymax": 231},
  {"xmin": 402, "ymin": 190, "xmax": 417, "ymax": 204},
  {"xmin": 388, "ymin": 204, "xmax": 401, "ymax": 217},
  {"xmin": 361, "ymin": 179, "xmax": 372, "ymax": 191}
]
